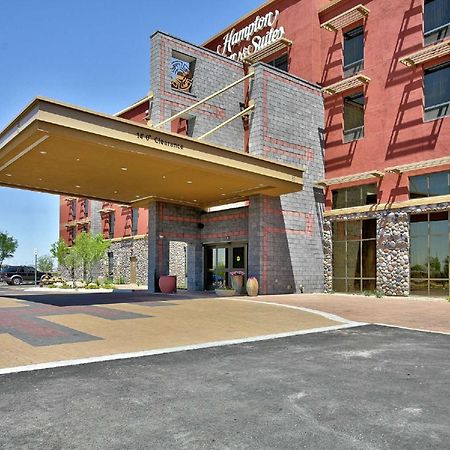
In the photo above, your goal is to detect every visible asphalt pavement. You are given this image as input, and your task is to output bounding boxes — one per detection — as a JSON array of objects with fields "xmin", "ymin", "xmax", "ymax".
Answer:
[{"xmin": 1, "ymin": 325, "xmax": 449, "ymax": 449}]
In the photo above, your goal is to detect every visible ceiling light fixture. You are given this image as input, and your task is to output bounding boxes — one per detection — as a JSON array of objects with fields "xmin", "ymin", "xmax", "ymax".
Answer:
[
  {"xmin": 39, "ymin": 151, "xmax": 47, "ymax": 155},
  {"xmin": 187, "ymin": 180, "xmax": 193, "ymax": 184},
  {"xmin": 121, "ymin": 167, "xmax": 128, "ymax": 171}
]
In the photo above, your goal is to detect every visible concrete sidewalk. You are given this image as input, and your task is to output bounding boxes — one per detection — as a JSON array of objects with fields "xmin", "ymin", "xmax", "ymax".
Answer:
[{"xmin": 259, "ymin": 293, "xmax": 450, "ymax": 334}]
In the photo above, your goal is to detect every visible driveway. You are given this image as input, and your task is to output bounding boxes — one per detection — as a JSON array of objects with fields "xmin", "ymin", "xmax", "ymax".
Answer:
[
  {"xmin": 1, "ymin": 325, "xmax": 449, "ymax": 449},
  {"xmin": 0, "ymin": 291, "xmax": 351, "ymax": 372}
]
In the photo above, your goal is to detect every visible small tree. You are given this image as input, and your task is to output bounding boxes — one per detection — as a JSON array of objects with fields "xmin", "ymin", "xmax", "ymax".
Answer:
[
  {"xmin": 50, "ymin": 239, "xmax": 70, "ymax": 271},
  {"xmin": 50, "ymin": 238, "xmax": 79, "ymax": 282},
  {"xmin": 72, "ymin": 232, "xmax": 110, "ymax": 282},
  {"xmin": 0, "ymin": 231, "xmax": 18, "ymax": 268},
  {"xmin": 37, "ymin": 254, "xmax": 54, "ymax": 273}
]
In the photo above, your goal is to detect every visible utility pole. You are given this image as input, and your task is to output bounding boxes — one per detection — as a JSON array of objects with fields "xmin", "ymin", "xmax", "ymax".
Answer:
[{"xmin": 34, "ymin": 248, "xmax": 38, "ymax": 287}]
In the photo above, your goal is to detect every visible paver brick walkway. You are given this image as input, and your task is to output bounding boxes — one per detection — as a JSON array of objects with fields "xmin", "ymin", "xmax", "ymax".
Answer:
[
  {"xmin": 261, "ymin": 293, "xmax": 450, "ymax": 333},
  {"xmin": 0, "ymin": 293, "xmax": 341, "ymax": 370}
]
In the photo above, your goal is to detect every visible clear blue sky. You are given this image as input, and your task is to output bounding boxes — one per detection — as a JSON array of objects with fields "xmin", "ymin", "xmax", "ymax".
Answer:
[{"xmin": 0, "ymin": 0, "xmax": 262, "ymax": 265}]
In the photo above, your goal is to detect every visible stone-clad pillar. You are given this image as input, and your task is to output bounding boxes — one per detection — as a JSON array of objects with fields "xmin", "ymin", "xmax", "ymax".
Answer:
[
  {"xmin": 187, "ymin": 243, "xmax": 203, "ymax": 291},
  {"xmin": 148, "ymin": 201, "xmax": 203, "ymax": 292},
  {"xmin": 377, "ymin": 212, "xmax": 410, "ymax": 296}
]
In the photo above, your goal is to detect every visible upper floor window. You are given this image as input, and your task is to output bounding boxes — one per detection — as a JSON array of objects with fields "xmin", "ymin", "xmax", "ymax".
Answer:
[
  {"xmin": 267, "ymin": 53, "xmax": 288, "ymax": 72},
  {"xmin": 171, "ymin": 51, "xmax": 196, "ymax": 93},
  {"xmin": 69, "ymin": 227, "xmax": 76, "ymax": 245},
  {"xmin": 343, "ymin": 92, "xmax": 365, "ymax": 143},
  {"xmin": 70, "ymin": 200, "xmax": 76, "ymax": 219},
  {"xmin": 424, "ymin": 0, "xmax": 450, "ymax": 44},
  {"xmin": 410, "ymin": 171, "xmax": 450, "ymax": 198},
  {"xmin": 131, "ymin": 208, "xmax": 139, "ymax": 236},
  {"xmin": 109, "ymin": 212, "xmax": 115, "ymax": 239},
  {"xmin": 83, "ymin": 199, "xmax": 89, "ymax": 216},
  {"xmin": 332, "ymin": 184, "xmax": 377, "ymax": 209},
  {"xmin": 424, "ymin": 62, "xmax": 450, "ymax": 120},
  {"xmin": 343, "ymin": 26, "xmax": 364, "ymax": 77}
]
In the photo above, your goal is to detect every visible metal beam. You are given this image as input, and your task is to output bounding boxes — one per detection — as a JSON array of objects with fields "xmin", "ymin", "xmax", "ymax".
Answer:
[
  {"xmin": 197, "ymin": 102, "xmax": 255, "ymax": 140},
  {"xmin": 153, "ymin": 70, "xmax": 254, "ymax": 129}
]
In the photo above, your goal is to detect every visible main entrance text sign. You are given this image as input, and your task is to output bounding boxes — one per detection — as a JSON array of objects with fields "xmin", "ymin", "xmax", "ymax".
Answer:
[{"xmin": 217, "ymin": 10, "xmax": 285, "ymax": 62}]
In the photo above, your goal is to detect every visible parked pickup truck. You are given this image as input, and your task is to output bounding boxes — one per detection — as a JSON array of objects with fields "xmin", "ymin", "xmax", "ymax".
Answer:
[{"xmin": 0, "ymin": 266, "xmax": 49, "ymax": 285}]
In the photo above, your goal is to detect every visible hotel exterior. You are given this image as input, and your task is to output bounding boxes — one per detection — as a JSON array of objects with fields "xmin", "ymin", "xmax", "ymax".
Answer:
[{"xmin": 2, "ymin": 0, "xmax": 450, "ymax": 296}]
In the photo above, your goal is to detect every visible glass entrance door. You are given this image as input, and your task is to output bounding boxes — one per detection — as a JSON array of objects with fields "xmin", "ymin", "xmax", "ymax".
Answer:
[{"xmin": 204, "ymin": 244, "xmax": 247, "ymax": 290}]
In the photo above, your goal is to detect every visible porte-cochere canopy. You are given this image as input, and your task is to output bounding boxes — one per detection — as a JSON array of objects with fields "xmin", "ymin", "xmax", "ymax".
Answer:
[{"xmin": 0, "ymin": 98, "xmax": 303, "ymax": 209}]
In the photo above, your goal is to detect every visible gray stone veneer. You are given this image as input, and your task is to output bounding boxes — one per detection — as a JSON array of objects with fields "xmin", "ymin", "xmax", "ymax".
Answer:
[
  {"xmin": 248, "ymin": 64, "xmax": 325, "ymax": 294},
  {"xmin": 101, "ymin": 236, "xmax": 149, "ymax": 285}
]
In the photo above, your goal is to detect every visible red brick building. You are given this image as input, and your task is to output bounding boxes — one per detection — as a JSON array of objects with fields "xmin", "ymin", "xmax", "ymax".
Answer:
[{"xmin": 58, "ymin": 0, "xmax": 450, "ymax": 296}]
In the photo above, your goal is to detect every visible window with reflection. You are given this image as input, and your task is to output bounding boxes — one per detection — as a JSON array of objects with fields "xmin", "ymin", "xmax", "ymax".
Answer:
[
  {"xmin": 343, "ymin": 92, "xmax": 365, "ymax": 142},
  {"xmin": 343, "ymin": 26, "xmax": 364, "ymax": 76},
  {"xmin": 424, "ymin": 62, "xmax": 450, "ymax": 120},
  {"xmin": 424, "ymin": 0, "xmax": 450, "ymax": 44},
  {"xmin": 332, "ymin": 219, "xmax": 377, "ymax": 293},
  {"xmin": 410, "ymin": 212, "xmax": 449, "ymax": 297},
  {"xmin": 267, "ymin": 53, "xmax": 288, "ymax": 72},
  {"xmin": 332, "ymin": 184, "xmax": 377, "ymax": 209},
  {"xmin": 409, "ymin": 171, "xmax": 450, "ymax": 199}
]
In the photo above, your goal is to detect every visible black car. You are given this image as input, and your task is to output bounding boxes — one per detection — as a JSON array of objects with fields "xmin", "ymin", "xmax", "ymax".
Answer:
[{"xmin": 0, "ymin": 266, "xmax": 48, "ymax": 285}]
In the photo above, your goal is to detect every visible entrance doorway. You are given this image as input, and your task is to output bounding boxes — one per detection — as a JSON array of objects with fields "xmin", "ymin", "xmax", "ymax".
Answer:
[
  {"xmin": 204, "ymin": 243, "xmax": 247, "ymax": 290},
  {"xmin": 130, "ymin": 257, "xmax": 137, "ymax": 284}
]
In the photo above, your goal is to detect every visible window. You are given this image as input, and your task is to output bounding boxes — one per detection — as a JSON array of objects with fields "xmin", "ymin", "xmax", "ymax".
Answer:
[
  {"xmin": 343, "ymin": 92, "xmax": 365, "ymax": 142},
  {"xmin": 131, "ymin": 208, "xmax": 139, "ymax": 236},
  {"xmin": 332, "ymin": 184, "xmax": 377, "ymax": 209},
  {"xmin": 410, "ymin": 171, "xmax": 450, "ymax": 198},
  {"xmin": 424, "ymin": 62, "xmax": 450, "ymax": 120},
  {"xmin": 69, "ymin": 227, "xmax": 76, "ymax": 245},
  {"xmin": 83, "ymin": 199, "xmax": 89, "ymax": 216},
  {"xmin": 332, "ymin": 219, "xmax": 377, "ymax": 293},
  {"xmin": 267, "ymin": 53, "xmax": 288, "ymax": 72},
  {"xmin": 109, "ymin": 212, "xmax": 115, "ymax": 239},
  {"xmin": 171, "ymin": 51, "xmax": 196, "ymax": 93},
  {"xmin": 410, "ymin": 212, "xmax": 449, "ymax": 297},
  {"xmin": 343, "ymin": 26, "xmax": 364, "ymax": 76},
  {"xmin": 108, "ymin": 252, "xmax": 114, "ymax": 279},
  {"xmin": 70, "ymin": 200, "xmax": 76, "ymax": 220},
  {"xmin": 424, "ymin": 0, "xmax": 450, "ymax": 44}
]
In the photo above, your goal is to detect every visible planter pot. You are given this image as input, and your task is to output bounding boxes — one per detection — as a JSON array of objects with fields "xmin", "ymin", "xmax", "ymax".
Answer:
[
  {"xmin": 246, "ymin": 277, "xmax": 259, "ymax": 296},
  {"xmin": 159, "ymin": 275, "xmax": 177, "ymax": 294},
  {"xmin": 231, "ymin": 275, "xmax": 244, "ymax": 294},
  {"xmin": 215, "ymin": 288, "xmax": 236, "ymax": 297}
]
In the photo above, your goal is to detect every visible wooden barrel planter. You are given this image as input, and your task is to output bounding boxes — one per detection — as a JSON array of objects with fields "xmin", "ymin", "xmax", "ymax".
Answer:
[{"xmin": 159, "ymin": 275, "xmax": 177, "ymax": 294}]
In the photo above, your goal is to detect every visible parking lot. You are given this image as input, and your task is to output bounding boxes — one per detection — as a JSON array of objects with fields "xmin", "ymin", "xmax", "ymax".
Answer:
[
  {"xmin": 1, "ymin": 325, "xmax": 449, "ymax": 449},
  {"xmin": 0, "ymin": 287, "xmax": 449, "ymax": 448}
]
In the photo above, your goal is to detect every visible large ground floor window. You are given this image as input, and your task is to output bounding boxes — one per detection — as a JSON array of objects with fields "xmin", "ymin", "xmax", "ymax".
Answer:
[
  {"xmin": 332, "ymin": 219, "xmax": 377, "ymax": 293},
  {"xmin": 410, "ymin": 212, "xmax": 449, "ymax": 297}
]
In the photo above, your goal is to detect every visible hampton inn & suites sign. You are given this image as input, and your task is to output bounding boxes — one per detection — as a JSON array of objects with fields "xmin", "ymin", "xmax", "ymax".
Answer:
[{"xmin": 216, "ymin": 10, "xmax": 286, "ymax": 61}]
